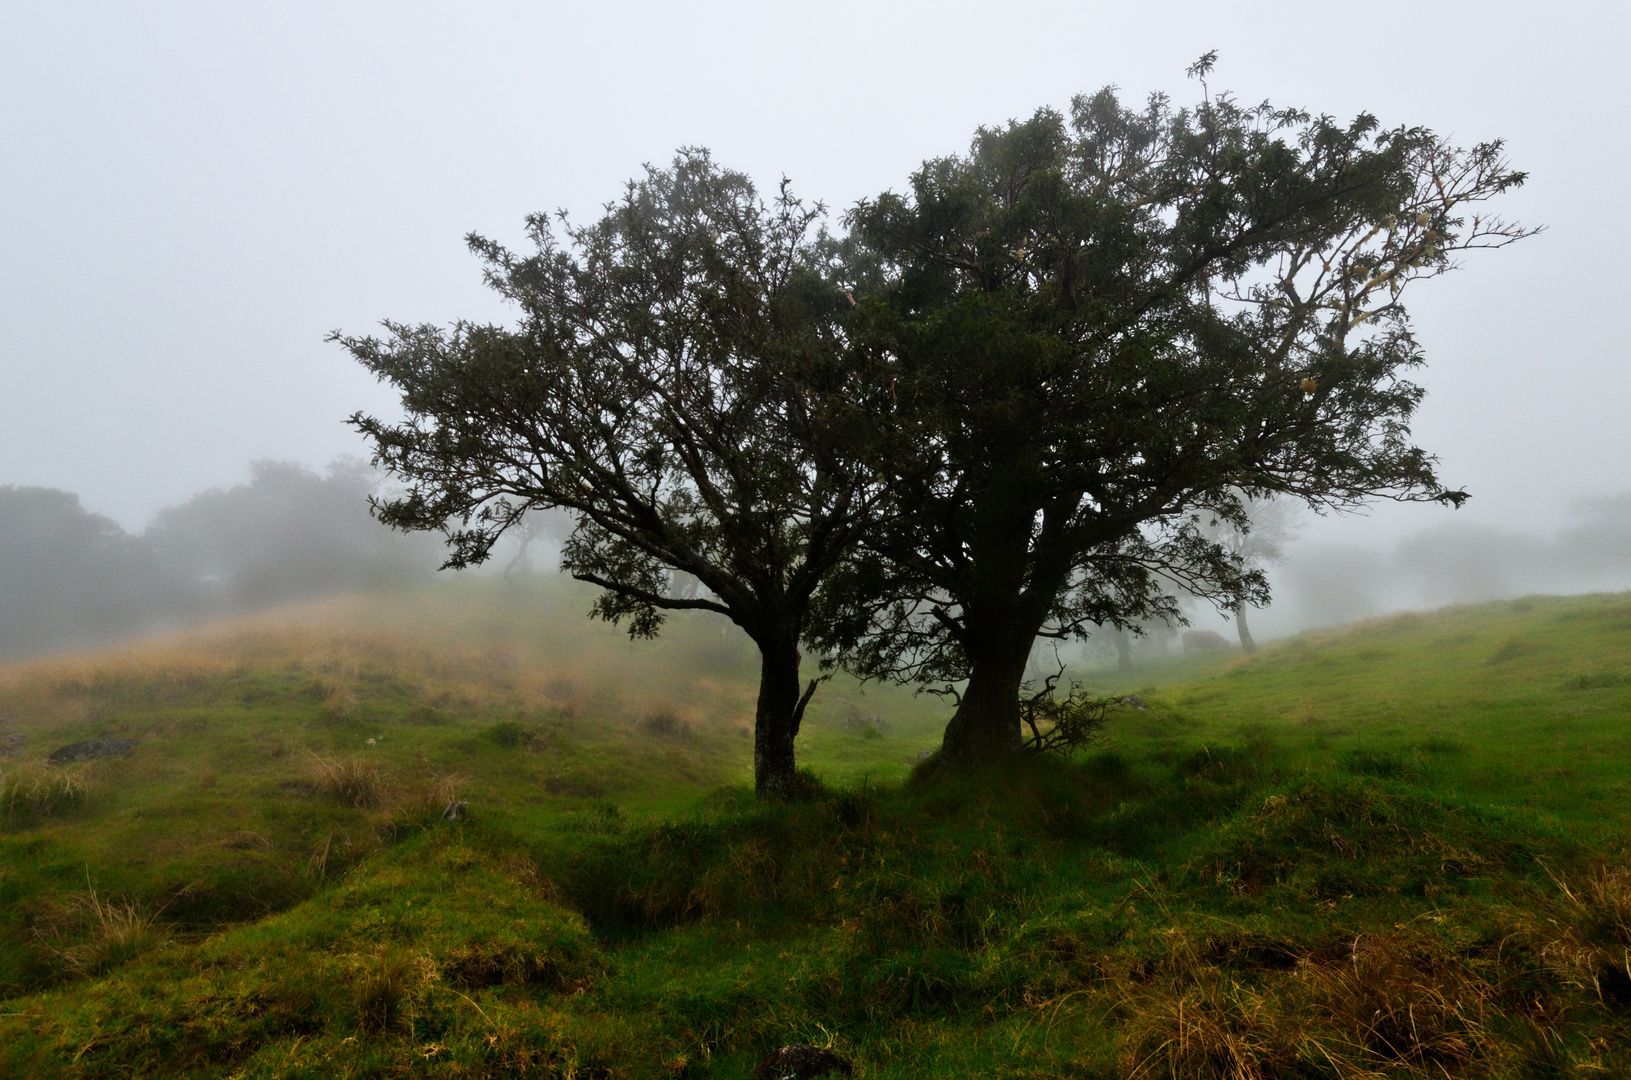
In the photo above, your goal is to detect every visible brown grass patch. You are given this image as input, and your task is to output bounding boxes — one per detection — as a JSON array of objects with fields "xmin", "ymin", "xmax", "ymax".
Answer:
[
  {"xmin": 310, "ymin": 753, "xmax": 386, "ymax": 809},
  {"xmin": 1115, "ymin": 917, "xmax": 1497, "ymax": 1080},
  {"xmin": 1, "ymin": 762, "xmax": 93, "ymax": 822},
  {"xmin": 33, "ymin": 881, "xmax": 167, "ymax": 979}
]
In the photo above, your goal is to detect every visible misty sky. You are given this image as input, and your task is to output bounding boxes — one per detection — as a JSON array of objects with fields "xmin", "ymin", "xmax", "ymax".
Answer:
[{"xmin": 3, "ymin": 1, "xmax": 1627, "ymax": 557}]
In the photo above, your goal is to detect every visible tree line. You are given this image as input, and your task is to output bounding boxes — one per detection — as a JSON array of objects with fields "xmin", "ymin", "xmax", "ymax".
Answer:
[
  {"xmin": 337, "ymin": 66, "xmax": 1534, "ymax": 797},
  {"xmin": 0, "ymin": 460, "xmax": 440, "ymax": 659}
]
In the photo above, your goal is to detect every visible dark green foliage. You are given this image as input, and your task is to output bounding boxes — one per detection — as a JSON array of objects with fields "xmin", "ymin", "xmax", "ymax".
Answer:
[
  {"xmin": 338, "ymin": 151, "xmax": 887, "ymax": 799},
  {"xmin": 812, "ymin": 78, "xmax": 1534, "ymax": 764}
]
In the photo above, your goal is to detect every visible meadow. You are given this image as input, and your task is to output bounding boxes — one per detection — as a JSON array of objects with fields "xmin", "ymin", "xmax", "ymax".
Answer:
[{"xmin": 1, "ymin": 579, "xmax": 1629, "ymax": 1079}]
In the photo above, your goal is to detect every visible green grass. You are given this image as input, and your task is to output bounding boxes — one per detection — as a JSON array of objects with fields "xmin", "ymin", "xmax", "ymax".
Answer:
[{"xmin": 0, "ymin": 583, "xmax": 1629, "ymax": 1077}]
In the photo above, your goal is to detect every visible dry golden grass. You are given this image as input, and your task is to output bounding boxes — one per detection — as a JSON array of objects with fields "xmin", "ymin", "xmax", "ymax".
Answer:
[
  {"xmin": 1523, "ymin": 862, "xmax": 1631, "ymax": 1006},
  {"xmin": 1115, "ymin": 918, "xmax": 1498, "ymax": 1080},
  {"xmin": 0, "ymin": 762, "xmax": 92, "ymax": 822},
  {"xmin": 1297, "ymin": 931, "xmax": 1493, "ymax": 1074},
  {"xmin": 29, "ymin": 880, "xmax": 168, "ymax": 980},
  {"xmin": 310, "ymin": 753, "xmax": 386, "ymax": 809},
  {"xmin": 1116, "ymin": 924, "xmax": 1296, "ymax": 1080},
  {"xmin": 0, "ymin": 586, "xmax": 762, "ymax": 750}
]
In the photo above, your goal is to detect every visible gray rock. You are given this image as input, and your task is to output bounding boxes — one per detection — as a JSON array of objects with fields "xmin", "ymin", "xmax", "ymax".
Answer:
[
  {"xmin": 47, "ymin": 738, "xmax": 137, "ymax": 766},
  {"xmin": 442, "ymin": 799, "xmax": 468, "ymax": 822},
  {"xmin": 1117, "ymin": 694, "xmax": 1150, "ymax": 710},
  {"xmin": 1182, "ymin": 629, "xmax": 1233, "ymax": 653}
]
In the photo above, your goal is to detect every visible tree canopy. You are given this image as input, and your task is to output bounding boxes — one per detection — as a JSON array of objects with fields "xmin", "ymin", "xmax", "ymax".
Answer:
[
  {"xmin": 806, "ymin": 75, "xmax": 1534, "ymax": 762},
  {"xmin": 341, "ymin": 70, "xmax": 1533, "ymax": 791},
  {"xmin": 338, "ymin": 151, "xmax": 886, "ymax": 798}
]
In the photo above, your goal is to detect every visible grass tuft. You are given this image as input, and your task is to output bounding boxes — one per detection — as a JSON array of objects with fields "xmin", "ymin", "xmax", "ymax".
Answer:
[
  {"xmin": 310, "ymin": 753, "xmax": 385, "ymax": 809},
  {"xmin": 41, "ymin": 883, "xmax": 167, "ymax": 979},
  {"xmin": 354, "ymin": 950, "xmax": 422, "ymax": 1033},
  {"xmin": 1563, "ymin": 670, "xmax": 1631, "ymax": 690},
  {"xmin": 0, "ymin": 763, "xmax": 92, "ymax": 825}
]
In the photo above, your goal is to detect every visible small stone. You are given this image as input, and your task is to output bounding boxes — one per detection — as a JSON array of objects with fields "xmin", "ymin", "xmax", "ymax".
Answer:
[{"xmin": 47, "ymin": 738, "xmax": 138, "ymax": 766}]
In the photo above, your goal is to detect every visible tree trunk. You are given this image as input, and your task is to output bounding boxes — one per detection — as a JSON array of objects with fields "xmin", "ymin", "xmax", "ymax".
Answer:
[
  {"xmin": 1115, "ymin": 630, "xmax": 1133, "ymax": 672},
  {"xmin": 939, "ymin": 627, "xmax": 1033, "ymax": 764},
  {"xmin": 752, "ymin": 636, "xmax": 813, "ymax": 799},
  {"xmin": 1235, "ymin": 607, "xmax": 1257, "ymax": 654}
]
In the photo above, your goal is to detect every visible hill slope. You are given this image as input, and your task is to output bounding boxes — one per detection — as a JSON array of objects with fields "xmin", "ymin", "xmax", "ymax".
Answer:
[{"xmin": 1, "ymin": 586, "xmax": 1628, "ymax": 1078}]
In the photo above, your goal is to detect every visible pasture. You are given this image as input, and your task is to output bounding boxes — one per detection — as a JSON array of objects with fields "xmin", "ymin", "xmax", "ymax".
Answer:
[{"xmin": 1, "ymin": 581, "xmax": 1629, "ymax": 1078}]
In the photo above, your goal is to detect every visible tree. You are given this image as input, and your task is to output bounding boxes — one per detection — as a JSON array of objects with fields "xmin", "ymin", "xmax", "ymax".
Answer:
[
  {"xmin": 0, "ymin": 487, "xmax": 172, "ymax": 658},
  {"xmin": 336, "ymin": 152, "xmax": 884, "ymax": 798},
  {"xmin": 146, "ymin": 458, "xmax": 439, "ymax": 611},
  {"xmin": 1199, "ymin": 494, "xmax": 1301, "ymax": 652},
  {"xmin": 811, "ymin": 67, "xmax": 1534, "ymax": 765}
]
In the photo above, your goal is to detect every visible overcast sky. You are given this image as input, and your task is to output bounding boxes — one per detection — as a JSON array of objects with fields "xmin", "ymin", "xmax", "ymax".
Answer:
[{"xmin": 2, "ymin": 0, "xmax": 1626, "ymax": 548}]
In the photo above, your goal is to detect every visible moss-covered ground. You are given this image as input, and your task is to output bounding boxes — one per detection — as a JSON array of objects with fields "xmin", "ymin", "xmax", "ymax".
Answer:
[{"xmin": 1, "ymin": 582, "xmax": 1629, "ymax": 1078}]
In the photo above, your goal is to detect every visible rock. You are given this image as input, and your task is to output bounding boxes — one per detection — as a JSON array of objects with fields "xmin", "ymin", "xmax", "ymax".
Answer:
[
  {"xmin": 47, "ymin": 738, "xmax": 137, "ymax": 766},
  {"xmin": 826, "ymin": 698, "xmax": 887, "ymax": 736},
  {"xmin": 1117, "ymin": 694, "xmax": 1149, "ymax": 710},
  {"xmin": 1181, "ymin": 629, "xmax": 1233, "ymax": 653},
  {"xmin": 915, "ymin": 749, "xmax": 935, "ymax": 762},
  {"xmin": 442, "ymin": 799, "xmax": 468, "ymax": 822},
  {"xmin": 754, "ymin": 1045, "xmax": 854, "ymax": 1080}
]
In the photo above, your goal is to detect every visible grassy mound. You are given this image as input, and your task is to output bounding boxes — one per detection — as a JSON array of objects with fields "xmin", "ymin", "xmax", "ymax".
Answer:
[{"xmin": 0, "ymin": 584, "xmax": 1629, "ymax": 1077}]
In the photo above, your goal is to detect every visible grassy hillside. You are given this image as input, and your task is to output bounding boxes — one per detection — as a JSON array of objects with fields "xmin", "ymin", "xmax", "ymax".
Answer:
[{"xmin": 1, "ymin": 584, "xmax": 1628, "ymax": 1078}]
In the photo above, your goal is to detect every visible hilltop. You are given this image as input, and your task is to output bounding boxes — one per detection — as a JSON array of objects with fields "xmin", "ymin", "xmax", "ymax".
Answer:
[{"xmin": 1, "ymin": 584, "xmax": 1629, "ymax": 1078}]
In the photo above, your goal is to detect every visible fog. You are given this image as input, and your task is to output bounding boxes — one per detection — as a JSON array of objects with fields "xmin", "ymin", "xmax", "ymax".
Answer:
[
  {"xmin": 1252, "ymin": 493, "xmax": 1631, "ymax": 640},
  {"xmin": 1, "ymin": 1, "xmax": 1627, "ymax": 659},
  {"xmin": 0, "ymin": 462, "xmax": 442, "ymax": 660},
  {"xmin": 3, "ymin": 462, "xmax": 1624, "ymax": 665}
]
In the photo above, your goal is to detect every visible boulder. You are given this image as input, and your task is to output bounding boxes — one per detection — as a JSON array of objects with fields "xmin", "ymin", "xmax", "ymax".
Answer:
[
  {"xmin": 1181, "ymin": 629, "xmax": 1233, "ymax": 653},
  {"xmin": 47, "ymin": 738, "xmax": 137, "ymax": 766}
]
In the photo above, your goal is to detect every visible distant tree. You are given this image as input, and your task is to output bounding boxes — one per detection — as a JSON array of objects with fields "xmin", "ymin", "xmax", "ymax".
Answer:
[
  {"xmin": 0, "ymin": 487, "xmax": 171, "ymax": 657},
  {"xmin": 337, "ymin": 152, "xmax": 886, "ymax": 798},
  {"xmin": 145, "ymin": 458, "xmax": 438, "ymax": 610},
  {"xmin": 811, "ymin": 65, "xmax": 1535, "ymax": 765},
  {"xmin": 1199, "ymin": 495, "xmax": 1302, "ymax": 652}
]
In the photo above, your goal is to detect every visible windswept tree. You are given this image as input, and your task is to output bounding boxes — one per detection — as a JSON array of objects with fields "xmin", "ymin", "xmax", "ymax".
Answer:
[
  {"xmin": 812, "ymin": 63, "xmax": 1535, "ymax": 764},
  {"xmin": 337, "ymin": 152, "xmax": 884, "ymax": 798}
]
